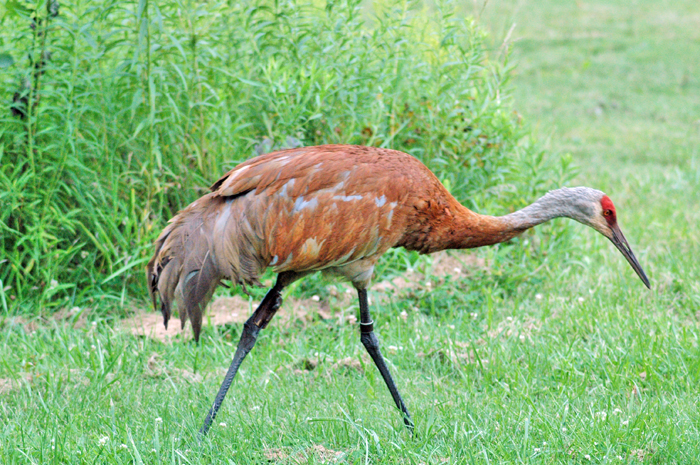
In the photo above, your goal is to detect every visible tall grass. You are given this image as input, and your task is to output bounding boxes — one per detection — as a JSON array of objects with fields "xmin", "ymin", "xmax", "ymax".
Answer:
[{"xmin": 0, "ymin": 0, "xmax": 571, "ymax": 313}]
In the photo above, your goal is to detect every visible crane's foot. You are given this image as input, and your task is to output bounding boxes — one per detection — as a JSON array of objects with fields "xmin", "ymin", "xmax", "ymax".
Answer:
[{"xmin": 357, "ymin": 289, "xmax": 415, "ymax": 434}]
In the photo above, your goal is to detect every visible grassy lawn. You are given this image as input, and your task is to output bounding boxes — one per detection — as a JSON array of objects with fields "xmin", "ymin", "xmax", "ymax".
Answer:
[{"xmin": 2, "ymin": 0, "xmax": 699, "ymax": 463}]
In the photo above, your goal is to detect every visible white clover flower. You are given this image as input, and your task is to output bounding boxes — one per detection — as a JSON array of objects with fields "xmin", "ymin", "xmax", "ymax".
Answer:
[
  {"xmin": 219, "ymin": 422, "xmax": 227, "ymax": 427},
  {"xmin": 98, "ymin": 436, "xmax": 109, "ymax": 446},
  {"xmin": 584, "ymin": 455, "xmax": 591, "ymax": 460},
  {"xmin": 120, "ymin": 444, "xmax": 128, "ymax": 450},
  {"xmin": 578, "ymin": 297, "xmax": 585, "ymax": 303},
  {"xmin": 535, "ymin": 293, "xmax": 543, "ymax": 301},
  {"xmin": 155, "ymin": 417, "xmax": 162, "ymax": 424}
]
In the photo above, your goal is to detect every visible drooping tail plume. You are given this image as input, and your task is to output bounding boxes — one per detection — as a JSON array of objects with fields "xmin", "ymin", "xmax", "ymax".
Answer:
[
  {"xmin": 147, "ymin": 190, "xmax": 271, "ymax": 341},
  {"xmin": 147, "ymin": 195, "xmax": 223, "ymax": 342}
]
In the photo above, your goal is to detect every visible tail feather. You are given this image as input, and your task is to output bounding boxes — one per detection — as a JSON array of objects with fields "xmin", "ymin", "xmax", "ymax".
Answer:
[
  {"xmin": 155, "ymin": 255, "xmax": 179, "ymax": 328},
  {"xmin": 176, "ymin": 239, "xmax": 220, "ymax": 339},
  {"xmin": 147, "ymin": 231, "xmax": 176, "ymax": 329},
  {"xmin": 147, "ymin": 196, "xmax": 223, "ymax": 342},
  {"xmin": 146, "ymin": 193, "xmax": 267, "ymax": 342}
]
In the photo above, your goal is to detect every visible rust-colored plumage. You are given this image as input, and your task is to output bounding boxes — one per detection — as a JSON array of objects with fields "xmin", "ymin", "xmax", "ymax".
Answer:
[
  {"xmin": 148, "ymin": 145, "xmax": 516, "ymax": 337},
  {"xmin": 147, "ymin": 144, "xmax": 650, "ymax": 436}
]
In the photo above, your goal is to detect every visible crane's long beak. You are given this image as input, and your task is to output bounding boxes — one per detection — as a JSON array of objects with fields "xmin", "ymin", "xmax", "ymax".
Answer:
[{"xmin": 609, "ymin": 223, "xmax": 650, "ymax": 289}]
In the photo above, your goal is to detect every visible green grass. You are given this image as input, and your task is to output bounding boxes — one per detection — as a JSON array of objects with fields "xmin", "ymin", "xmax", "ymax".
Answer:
[{"xmin": 1, "ymin": 0, "xmax": 700, "ymax": 463}]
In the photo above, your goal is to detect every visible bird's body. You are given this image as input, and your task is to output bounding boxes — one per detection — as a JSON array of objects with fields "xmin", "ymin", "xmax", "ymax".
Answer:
[
  {"xmin": 147, "ymin": 144, "xmax": 649, "ymax": 436},
  {"xmin": 149, "ymin": 145, "xmax": 509, "ymax": 337}
]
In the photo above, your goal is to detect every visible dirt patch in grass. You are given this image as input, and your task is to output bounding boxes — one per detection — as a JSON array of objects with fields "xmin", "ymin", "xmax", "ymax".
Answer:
[
  {"xmin": 331, "ymin": 356, "xmax": 364, "ymax": 373},
  {"xmin": 122, "ymin": 294, "xmax": 335, "ymax": 343},
  {"xmin": 0, "ymin": 377, "xmax": 17, "ymax": 394},
  {"xmin": 144, "ymin": 353, "xmax": 204, "ymax": 383},
  {"xmin": 374, "ymin": 251, "xmax": 485, "ymax": 293},
  {"xmin": 122, "ymin": 296, "xmax": 255, "ymax": 342},
  {"xmin": 2, "ymin": 306, "xmax": 92, "ymax": 334},
  {"xmin": 264, "ymin": 444, "xmax": 344, "ymax": 463},
  {"xmin": 487, "ymin": 315, "xmax": 542, "ymax": 342},
  {"xmin": 417, "ymin": 346, "xmax": 489, "ymax": 366},
  {"xmin": 430, "ymin": 250, "xmax": 485, "ymax": 280},
  {"xmin": 122, "ymin": 312, "xmax": 195, "ymax": 342},
  {"xmin": 279, "ymin": 354, "xmax": 367, "ymax": 378},
  {"xmin": 0, "ymin": 372, "xmax": 38, "ymax": 394}
]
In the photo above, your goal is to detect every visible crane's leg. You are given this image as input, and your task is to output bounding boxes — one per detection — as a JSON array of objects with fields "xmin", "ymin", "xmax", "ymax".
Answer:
[
  {"xmin": 357, "ymin": 288, "xmax": 414, "ymax": 433},
  {"xmin": 198, "ymin": 271, "xmax": 301, "ymax": 438}
]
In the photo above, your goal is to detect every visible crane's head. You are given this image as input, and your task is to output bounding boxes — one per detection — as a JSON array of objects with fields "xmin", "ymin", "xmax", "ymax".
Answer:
[{"xmin": 564, "ymin": 188, "xmax": 650, "ymax": 289}]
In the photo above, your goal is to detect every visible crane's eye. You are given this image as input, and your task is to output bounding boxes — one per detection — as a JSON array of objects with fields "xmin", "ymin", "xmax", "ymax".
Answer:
[{"xmin": 603, "ymin": 209, "xmax": 613, "ymax": 217}]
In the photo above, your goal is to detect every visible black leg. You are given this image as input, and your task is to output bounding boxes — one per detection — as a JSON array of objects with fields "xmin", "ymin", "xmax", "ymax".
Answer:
[
  {"xmin": 357, "ymin": 288, "xmax": 414, "ymax": 433},
  {"xmin": 198, "ymin": 272, "xmax": 297, "ymax": 438}
]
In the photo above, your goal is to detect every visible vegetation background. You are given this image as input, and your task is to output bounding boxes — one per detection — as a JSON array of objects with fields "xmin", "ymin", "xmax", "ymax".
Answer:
[
  {"xmin": 1, "ymin": 0, "xmax": 567, "ymax": 308},
  {"xmin": 0, "ymin": 0, "xmax": 698, "ymax": 463}
]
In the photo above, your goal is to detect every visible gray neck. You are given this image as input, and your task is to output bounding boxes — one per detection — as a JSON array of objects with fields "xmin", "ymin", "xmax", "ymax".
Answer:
[{"xmin": 501, "ymin": 187, "xmax": 603, "ymax": 231}]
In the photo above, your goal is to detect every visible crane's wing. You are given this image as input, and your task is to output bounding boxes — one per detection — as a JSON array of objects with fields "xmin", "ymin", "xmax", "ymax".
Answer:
[
  {"xmin": 209, "ymin": 145, "xmax": 425, "ymax": 272},
  {"xmin": 211, "ymin": 145, "xmax": 381, "ymax": 199}
]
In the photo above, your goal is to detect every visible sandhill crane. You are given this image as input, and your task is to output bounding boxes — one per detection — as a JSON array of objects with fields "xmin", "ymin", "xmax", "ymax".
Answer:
[{"xmin": 146, "ymin": 144, "xmax": 650, "ymax": 437}]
